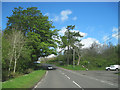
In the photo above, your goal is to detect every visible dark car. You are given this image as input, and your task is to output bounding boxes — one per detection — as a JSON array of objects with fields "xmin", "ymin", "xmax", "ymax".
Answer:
[{"xmin": 41, "ymin": 64, "xmax": 56, "ymax": 70}]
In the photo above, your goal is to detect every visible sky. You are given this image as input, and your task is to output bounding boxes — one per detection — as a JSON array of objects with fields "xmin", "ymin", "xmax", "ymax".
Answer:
[{"xmin": 2, "ymin": 2, "xmax": 119, "ymax": 51}]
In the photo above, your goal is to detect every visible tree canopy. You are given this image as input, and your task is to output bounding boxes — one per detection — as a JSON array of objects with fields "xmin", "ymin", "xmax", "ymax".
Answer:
[
  {"xmin": 59, "ymin": 25, "xmax": 83, "ymax": 65},
  {"xmin": 5, "ymin": 6, "xmax": 59, "ymax": 61},
  {"xmin": 2, "ymin": 7, "xmax": 59, "ymax": 81}
]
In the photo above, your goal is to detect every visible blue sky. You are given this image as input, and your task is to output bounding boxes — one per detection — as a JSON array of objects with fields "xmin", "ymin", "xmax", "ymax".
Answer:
[{"xmin": 2, "ymin": 2, "xmax": 118, "ymax": 48}]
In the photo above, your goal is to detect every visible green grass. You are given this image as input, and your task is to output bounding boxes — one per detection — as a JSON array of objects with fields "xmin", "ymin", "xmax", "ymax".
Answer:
[
  {"xmin": 59, "ymin": 65, "xmax": 86, "ymax": 70},
  {"xmin": 58, "ymin": 65, "xmax": 105, "ymax": 71},
  {"xmin": 88, "ymin": 67, "xmax": 105, "ymax": 70},
  {"xmin": 2, "ymin": 70, "xmax": 46, "ymax": 88},
  {"xmin": 0, "ymin": 82, "xmax": 2, "ymax": 90}
]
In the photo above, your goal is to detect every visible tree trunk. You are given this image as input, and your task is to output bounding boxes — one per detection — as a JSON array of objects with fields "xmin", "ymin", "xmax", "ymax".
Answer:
[
  {"xmin": 13, "ymin": 48, "xmax": 17, "ymax": 73},
  {"xmin": 8, "ymin": 55, "xmax": 13, "ymax": 72},
  {"xmin": 13, "ymin": 33, "xmax": 17, "ymax": 73},
  {"xmin": 67, "ymin": 45, "xmax": 69, "ymax": 65},
  {"xmin": 13, "ymin": 59, "xmax": 17, "ymax": 73},
  {"xmin": 8, "ymin": 33, "xmax": 16, "ymax": 72},
  {"xmin": 77, "ymin": 55, "xmax": 81, "ymax": 65},
  {"xmin": 73, "ymin": 49, "xmax": 75, "ymax": 67}
]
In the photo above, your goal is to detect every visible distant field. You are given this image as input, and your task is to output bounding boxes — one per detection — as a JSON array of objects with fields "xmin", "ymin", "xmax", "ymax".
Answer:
[{"xmin": 2, "ymin": 70, "xmax": 46, "ymax": 88}]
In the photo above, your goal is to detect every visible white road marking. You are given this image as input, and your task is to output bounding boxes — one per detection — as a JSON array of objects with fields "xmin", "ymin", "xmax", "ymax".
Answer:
[
  {"xmin": 100, "ymin": 80, "xmax": 105, "ymax": 83},
  {"xmin": 34, "ymin": 85, "xmax": 38, "ymax": 88},
  {"xmin": 65, "ymin": 75, "xmax": 70, "ymax": 79},
  {"xmin": 73, "ymin": 81, "xmax": 83, "ymax": 89},
  {"xmin": 65, "ymin": 75, "xmax": 67, "ymax": 76},
  {"xmin": 107, "ymin": 83, "xmax": 115, "ymax": 86},
  {"xmin": 33, "ymin": 71, "xmax": 48, "ymax": 89},
  {"xmin": 60, "ymin": 68, "xmax": 117, "ymax": 87},
  {"xmin": 45, "ymin": 71, "xmax": 48, "ymax": 77},
  {"xmin": 100, "ymin": 80, "xmax": 117, "ymax": 86}
]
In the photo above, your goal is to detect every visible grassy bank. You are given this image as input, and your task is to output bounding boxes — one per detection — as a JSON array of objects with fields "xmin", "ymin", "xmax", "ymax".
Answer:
[
  {"xmin": 58, "ymin": 65, "xmax": 105, "ymax": 71},
  {"xmin": 58, "ymin": 65, "xmax": 86, "ymax": 70},
  {"xmin": 2, "ymin": 70, "xmax": 46, "ymax": 88},
  {"xmin": 88, "ymin": 67, "xmax": 105, "ymax": 70}
]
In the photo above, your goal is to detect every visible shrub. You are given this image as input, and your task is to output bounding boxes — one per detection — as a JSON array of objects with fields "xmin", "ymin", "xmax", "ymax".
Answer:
[
  {"xmin": 9, "ymin": 72, "xmax": 22, "ymax": 79},
  {"xmin": 24, "ymin": 68, "xmax": 33, "ymax": 74},
  {"xmin": 2, "ymin": 70, "xmax": 9, "ymax": 81}
]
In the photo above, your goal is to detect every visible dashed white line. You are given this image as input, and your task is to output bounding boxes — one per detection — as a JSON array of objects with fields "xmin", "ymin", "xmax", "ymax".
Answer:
[
  {"xmin": 100, "ymin": 80, "xmax": 117, "ymax": 86},
  {"xmin": 61, "ymin": 68, "xmax": 117, "ymax": 87},
  {"xmin": 65, "ymin": 75, "xmax": 70, "ymax": 79},
  {"xmin": 72, "ymin": 81, "xmax": 82, "ymax": 88},
  {"xmin": 65, "ymin": 75, "xmax": 67, "ymax": 77},
  {"xmin": 107, "ymin": 83, "xmax": 115, "ymax": 86},
  {"xmin": 100, "ymin": 80, "xmax": 105, "ymax": 83}
]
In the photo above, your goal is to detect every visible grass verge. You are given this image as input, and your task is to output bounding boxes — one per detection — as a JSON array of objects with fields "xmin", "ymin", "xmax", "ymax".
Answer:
[
  {"xmin": 88, "ymin": 67, "xmax": 105, "ymax": 70},
  {"xmin": 58, "ymin": 65, "xmax": 105, "ymax": 71},
  {"xmin": 59, "ymin": 65, "xmax": 86, "ymax": 70},
  {"xmin": 2, "ymin": 70, "xmax": 46, "ymax": 88}
]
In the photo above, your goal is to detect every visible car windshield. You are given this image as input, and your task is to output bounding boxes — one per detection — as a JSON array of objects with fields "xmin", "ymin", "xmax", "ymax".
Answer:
[{"xmin": 110, "ymin": 65, "xmax": 114, "ymax": 67}]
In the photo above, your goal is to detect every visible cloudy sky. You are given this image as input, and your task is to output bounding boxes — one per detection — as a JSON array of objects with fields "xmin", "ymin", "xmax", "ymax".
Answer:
[{"xmin": 2, "ymin": 2, "xmax": 119, "ymax": 50}]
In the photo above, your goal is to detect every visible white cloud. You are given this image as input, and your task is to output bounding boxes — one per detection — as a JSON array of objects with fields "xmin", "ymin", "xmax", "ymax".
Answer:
[
  {"xmin": 51, "ymin": 9, "xmax": 75, "ymax": 22},
  {"xmin": 56, "ymin": 47, "xmax": 62, "ymax": 53},
  {"xmin": 57, "ymin": 26, "xmax": 87, "ymax": 52},
  {"xmin": 57, "ymin": 46, "xmax": 68, "ymax": 54},
  {"xmin": 81, "ymin": 38, "xmax": 100, "ymax": 48},
  {"xmin": 112, "ymin": 27, "xmax": 120, "ymax": 39},
  {"xmin": 59, "ymin": 27, "xmax": 67, "ymax": 36},
  {"xmin": 103, "ymin": 27, "xmax": 120, "ymax": 42},
  {"xmin": 44, "ymin": 13, "xmax": 49, "ymax": 16},
  {"xmin": 57, "ymin": 37, "xmax": 101, "ymax": 51},
  {"xmin": 112, "ymin": 27, "xmax": 118, "ymax": 32},
  {"xmin": 71, "ymin": 29, "xmax": 87, "ymax": 37},
  {"xmin": 61, "ymin": 10, "xmax": 72, "ymax": 21},
  {"xmin": 72, "ymin": 16, "xmax": 77, "ymax": 20},
  {"xmin": 112, "ymin": 33, "xmax": 118, "ymax": 39},
  {"xmin": 103, "ymin": 35, "xmax": 109, "ymax": 42},
  {"xmin": 59, "ymin": 26, "xmax": 87, "ymax": 37},
  {"xmin": 51, "ymin": 16, "xmax": 59, "ymax": 22},
  {"xmin": 46, "ymin": 54, "xmax": 56, "ymax": 58}
]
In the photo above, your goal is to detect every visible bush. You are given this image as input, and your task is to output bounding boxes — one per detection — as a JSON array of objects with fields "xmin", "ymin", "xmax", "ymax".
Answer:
[
  {"xmin": 9, "ymin": 72, "xmax": 22, "ymax": 79},
  {"xmin": 2, "ymin": 70, "xmax": 9, "ymax": 81},
  {"xmin": 24, "ymin": 68, "xmax": 33, "ymax": 74},
  {"xmin": 2, "ymin": 70, "xmax": 24, "ymax": 82}
]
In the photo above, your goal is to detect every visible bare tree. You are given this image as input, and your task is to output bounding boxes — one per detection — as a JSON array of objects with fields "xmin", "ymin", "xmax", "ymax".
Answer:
[{"xmin": 8, "ymin": 29, "xmax": 25, "ymax": 73}]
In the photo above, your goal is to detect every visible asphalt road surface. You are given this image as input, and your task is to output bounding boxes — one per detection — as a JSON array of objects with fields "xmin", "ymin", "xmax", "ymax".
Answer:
[{"xmin": 34, "ymin": 67, "xmax": 119, "ymax": 89}]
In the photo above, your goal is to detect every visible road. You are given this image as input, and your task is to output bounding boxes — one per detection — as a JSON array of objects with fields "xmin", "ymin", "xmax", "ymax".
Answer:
[{"xmin": 34, "ymin": 67, "xmax": 119, "ymax": 89}]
